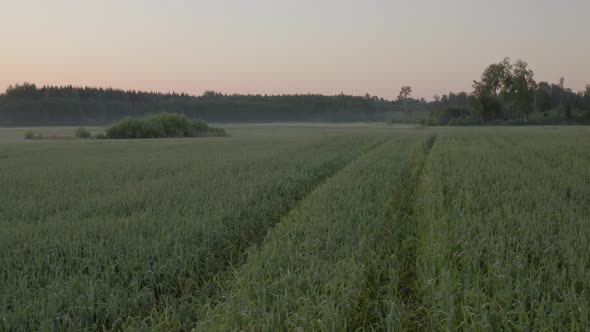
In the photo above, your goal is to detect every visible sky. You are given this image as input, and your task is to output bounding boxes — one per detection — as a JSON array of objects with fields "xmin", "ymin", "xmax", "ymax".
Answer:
[{"xmin": 1, "ymin": 0, "xmax": 589, "ymax": 100}]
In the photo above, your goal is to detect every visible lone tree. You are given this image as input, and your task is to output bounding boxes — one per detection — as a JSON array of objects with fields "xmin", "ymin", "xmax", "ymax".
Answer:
[
  {"xmin": 559, "ymin": 77, "xmax": 565, "ymax": 107},
  {"xmin": 511, "ymin": 59, "xmax": 536, "ymax": 122},
  {"xmin": 397, "ymin": 86, "xmax": 412, "ymax": 102},
  {"xmin": 471, "ymin": 58, "xmax": 511, "ymax": 124},
  {"xmin": 397, "ymin": 86, "xmax": 412, "ymax": 119},
  {"xmin": 472, "ymin": 57, "xmax": 536, "ymax": 123}
]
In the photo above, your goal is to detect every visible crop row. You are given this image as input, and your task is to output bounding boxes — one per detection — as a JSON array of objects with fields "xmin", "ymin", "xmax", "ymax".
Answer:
[
  {"xmin": 0, "ymin": 133, "xmax": 387, "ymax": 331},
  {"xmin": 199, "ymin": 133, "xmax": 435, "ymax": 330},
  {"xmin": 414, "ymin": 129, "xmax": 590, "ymax": 330}
]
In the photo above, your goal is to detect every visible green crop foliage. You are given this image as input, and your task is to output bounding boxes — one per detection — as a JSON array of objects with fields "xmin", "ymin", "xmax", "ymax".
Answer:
[
  {"xmin": 413, "ymin": 128, "xmax": 590, "ymax": 331},
  {"xmin": 1, "ymin": 125, "xmax": 589, "ymax": 331},
  {"xmin": 200, "ymin": 133, "xmax": 435, "ymax": 331}
]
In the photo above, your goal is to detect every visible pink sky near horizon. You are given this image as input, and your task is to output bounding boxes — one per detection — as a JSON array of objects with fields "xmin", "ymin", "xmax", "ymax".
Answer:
[{"xmin": 1, "ymin": 0, "xmax": 589, "ymax": 100}]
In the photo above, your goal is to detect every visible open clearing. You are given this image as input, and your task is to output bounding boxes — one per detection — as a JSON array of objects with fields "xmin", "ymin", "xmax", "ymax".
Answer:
[{"xmin": 1, "ymin": 125, "xmax": 589, "ymax": 330}]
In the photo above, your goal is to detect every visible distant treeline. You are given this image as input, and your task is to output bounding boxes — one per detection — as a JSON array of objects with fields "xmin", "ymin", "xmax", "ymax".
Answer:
[
  {"xmin": 1, "ymin": 59, "xmax": 589, "ymax": 126},
  {"xmin": 0, "ymin": 84, "xmax": 419, "ymax": 126}
]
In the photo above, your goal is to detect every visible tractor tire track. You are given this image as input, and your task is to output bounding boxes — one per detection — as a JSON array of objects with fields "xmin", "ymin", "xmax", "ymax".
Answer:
[
  {"xmin": 348, "ymin": 133, "xmax": 437, "ymax": 331},
  {"xmin": 192, "ymin": 136, "xmax": 394, "ymax": 312}
]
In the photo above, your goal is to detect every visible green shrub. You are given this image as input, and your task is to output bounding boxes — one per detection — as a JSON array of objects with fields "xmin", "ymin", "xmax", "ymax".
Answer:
[
  {"xmin": 145, "ymin": 113, "xmax": 191, "ymax": 137},
  {"xmin": 105, "ymin": 118, "xmax": 144, "ymax": 139},
  {"xmin": 105, "ymin": 113, "xmax": 226, "ymax": 139},
  {"xmin": 24, "ymin": 131, "xmax": 43, "ymax": 139},
  {"xmin": 74, "ymin": 127, "xmax": 91, "ymax": 139},
  {"xmin": 436, "ymin": 107, "xmax": 472, "ymax": 125},
  {"xmin": 95, "ymin": 132, "xmax": 107, "ymax": 139}
]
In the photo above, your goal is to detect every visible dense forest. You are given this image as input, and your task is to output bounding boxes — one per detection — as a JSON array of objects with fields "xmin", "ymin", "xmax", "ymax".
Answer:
[
  {"xmin": 0, "ymin": 85, "xmax": 411, "ymax": 126},
  {"xmin": 1, "ymin": 58, "xmax": 589, "ymax": 126}
]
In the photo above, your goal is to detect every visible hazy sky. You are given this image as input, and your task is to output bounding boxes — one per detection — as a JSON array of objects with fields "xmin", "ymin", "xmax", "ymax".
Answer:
[{"xmin": 1, "ymin": 0, "xmax": 589, "ymax": 99}]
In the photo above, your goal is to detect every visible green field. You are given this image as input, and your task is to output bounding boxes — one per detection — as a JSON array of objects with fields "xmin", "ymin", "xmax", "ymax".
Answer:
[{"xmin": 1, "ymin": 125, "xmax": 589, "ymax": 331}]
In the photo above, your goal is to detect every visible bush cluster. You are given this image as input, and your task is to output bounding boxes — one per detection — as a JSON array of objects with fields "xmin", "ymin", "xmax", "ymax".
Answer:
[
  {"xmin": 24, "ymin": 131, "xmax": 43, "ymax": 139},
  {"xmin": 74, "ymin": 127, "xmax": 92, "ymax": 139},
  {"xmin": 105, "ymin": 113, "xmax": 227, "ymax": 139}
]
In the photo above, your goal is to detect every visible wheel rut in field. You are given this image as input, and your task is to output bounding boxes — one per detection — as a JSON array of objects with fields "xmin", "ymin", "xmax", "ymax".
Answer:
[
  {"xmin": 350, "ymin": 133, "xmax": 437, "ymax": 331},
  {"xmin": 273, "ymin": 138, "xmax": 392, "ymax": 224},
  {"xmin": 228, "ymin": 137, "xmax": 390, "ymax": 257},
  {"xmin": 398, "ymin": 134, "xmax": 437, "ymax": 331},
  {"xmin": 196, "ymin": 137, "xmax": 393, "ymax": 304}
]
